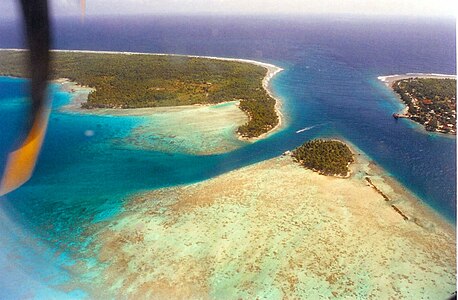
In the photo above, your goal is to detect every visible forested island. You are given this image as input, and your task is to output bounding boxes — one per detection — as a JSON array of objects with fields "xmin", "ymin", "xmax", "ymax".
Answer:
[
  {"xmin": 391, "ymin": 77, "xmax": 456, "ymax": 134},
  {"xmin": 0, "ymin": 50, "xmax": 279, "ymax": 138},
  {"xmin": 292, "ymin": 139, "xmax": 354, "ymax": 177}
]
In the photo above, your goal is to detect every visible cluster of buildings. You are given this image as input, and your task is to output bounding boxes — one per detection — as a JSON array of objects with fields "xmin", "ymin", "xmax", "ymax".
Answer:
[{"xmin": 393, "ymin": 81, "xmax": 456, "ymax": 135}]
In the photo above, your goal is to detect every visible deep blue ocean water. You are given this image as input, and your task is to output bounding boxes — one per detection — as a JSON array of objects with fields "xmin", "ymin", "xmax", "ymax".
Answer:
[{"xmin": 0, "ymin": 16, "xmax": 455, "ymax": 298}]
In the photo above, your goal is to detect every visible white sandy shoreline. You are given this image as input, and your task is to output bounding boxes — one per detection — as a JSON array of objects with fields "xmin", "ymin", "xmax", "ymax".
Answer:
[
  {"xmin": 378, "ymin": 73, "xmax": 457, "ymax": 86},
  {"xmin": 0, "ymin": 48, "xmax": 282, "ymax": 73},
  {"xmin": 1, "ymin": 48, "xmax": 285, "ymax": 141}
]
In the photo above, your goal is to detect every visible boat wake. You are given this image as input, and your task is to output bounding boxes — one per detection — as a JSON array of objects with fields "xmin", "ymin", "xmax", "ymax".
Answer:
[{"xmin": 295, "ymin": 123, "xmax": 324, "ymax": 133}]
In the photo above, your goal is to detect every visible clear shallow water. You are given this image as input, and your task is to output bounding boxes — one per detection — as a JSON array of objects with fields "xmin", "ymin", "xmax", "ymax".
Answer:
[
  {"xmin": 0, "ymin": 16, "xmax": 456, "ymax": 298},
  {"xmin": 120, "ymin": 102, "xmax": 248, "ymax": 155}
]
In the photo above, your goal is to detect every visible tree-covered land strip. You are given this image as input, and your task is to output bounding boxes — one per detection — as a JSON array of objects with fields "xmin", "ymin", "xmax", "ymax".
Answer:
[
  {"xmin": 292, "ymin": 139, "xmax": 354, "ymax": 177},
  {"xmin": 392, "ymin": 78, "xmax": 456, "ymax": 134},
  {"xmin": 0, "ymin": 50, "xmax": 279, "ymax": 138}
]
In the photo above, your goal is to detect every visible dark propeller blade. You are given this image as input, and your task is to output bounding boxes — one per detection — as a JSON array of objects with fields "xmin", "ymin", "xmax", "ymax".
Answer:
[{"xmin": 0, "ymin": 0, "xmax": 51, "ymax": 195}]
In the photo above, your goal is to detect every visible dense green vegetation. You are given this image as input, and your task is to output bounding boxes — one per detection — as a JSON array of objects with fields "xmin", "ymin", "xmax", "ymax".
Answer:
[
  {"xmin": 393, "ymin": 78, "xmax": 456, "ymax": 134},
  {"xmin": 292, "ymin": 139, "xmax": 354, "ymax": 176},
  {"xmin": 0, "ymin": 50, "xmax": 279, "ymax": 138}
]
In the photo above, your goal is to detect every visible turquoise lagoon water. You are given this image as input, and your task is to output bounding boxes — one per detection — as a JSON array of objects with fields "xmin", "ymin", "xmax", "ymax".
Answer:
[{"xmin": 0, "ymin": 16, "xmax": 456, "ymax": 298}]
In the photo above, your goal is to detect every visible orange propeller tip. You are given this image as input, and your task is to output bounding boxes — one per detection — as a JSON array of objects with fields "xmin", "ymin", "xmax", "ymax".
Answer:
[{"xmin": 0, "ymin": 108, "xmax": 50, "ymax": 196}]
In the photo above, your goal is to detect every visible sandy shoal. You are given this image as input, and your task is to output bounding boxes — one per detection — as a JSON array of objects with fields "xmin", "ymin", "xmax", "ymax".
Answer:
[
  {"xmin": 56, "ymin": 79, "xmax": 250, "ymax": 155},
  {"xmin": 123, "ymin": 101, "xmax": 250, "ymax": 155},
  {"xmin": 72, "ymin": 150, "xmax": 456, "ymax": 299}
]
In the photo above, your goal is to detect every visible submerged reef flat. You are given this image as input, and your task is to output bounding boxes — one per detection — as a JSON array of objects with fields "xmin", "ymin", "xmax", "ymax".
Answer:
[
  {"xmin": 118, "ymin": 102, "xmax": 249, "ymax": 155},
  {"xmin": 73, "ymin": 150, "xmax": 456, "ymax": 299},
  {"xmin": 59, "ymin": 81, "xmax": 250, "ymax": 155}
]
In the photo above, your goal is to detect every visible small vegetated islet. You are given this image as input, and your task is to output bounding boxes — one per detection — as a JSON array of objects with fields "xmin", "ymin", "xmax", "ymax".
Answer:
[{"xmin": 292, "ymin": 139, "xmax": 354, "ymax": 177}]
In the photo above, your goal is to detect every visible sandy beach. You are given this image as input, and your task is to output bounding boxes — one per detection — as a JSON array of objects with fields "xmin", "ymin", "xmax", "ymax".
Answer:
[
  {"xmin": 378, "ymin": 73, "xmax": 457, "ymax": 87},
  {"xmin": 238, "ymin": 64, "xmax": 285, "ymax": 142},
  {"xmin": 71, "ymin": 144, "xmax": 456, "ymax": 299}
]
